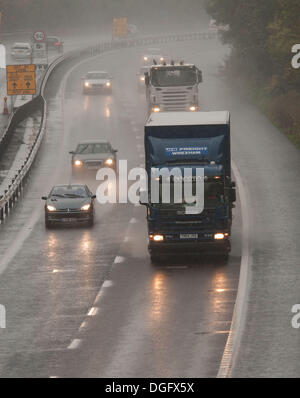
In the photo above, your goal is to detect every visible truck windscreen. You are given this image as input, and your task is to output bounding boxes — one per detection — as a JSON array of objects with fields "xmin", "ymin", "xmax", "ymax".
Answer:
[{"xmin": 151, "ymin": 66, "xmax": 197, "ymax": 87}]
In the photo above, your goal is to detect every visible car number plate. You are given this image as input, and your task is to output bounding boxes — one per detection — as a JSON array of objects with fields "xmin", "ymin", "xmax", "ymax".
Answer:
[
  {"xmin": 180, "ymin": 234, "xmax": 198, "ymax": 239},
  {"xmin": 62, "ymin": 218, "xmax": 76, "ymax": 222}
]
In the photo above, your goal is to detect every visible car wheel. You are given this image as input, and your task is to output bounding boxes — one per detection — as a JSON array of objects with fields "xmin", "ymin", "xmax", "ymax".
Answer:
[{"xmin": 87, "ymin": 215, "xmax": 94, "ymax": 227}]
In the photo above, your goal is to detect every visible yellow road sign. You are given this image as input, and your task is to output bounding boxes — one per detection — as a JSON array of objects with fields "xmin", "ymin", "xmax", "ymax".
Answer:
[
  {"xmin": 113, "ymin": 17, "xmax": 127, "ymax": 38},
  {"xmin": 6, "ymin": 64, "xmax": 36, "ymax": 95}
]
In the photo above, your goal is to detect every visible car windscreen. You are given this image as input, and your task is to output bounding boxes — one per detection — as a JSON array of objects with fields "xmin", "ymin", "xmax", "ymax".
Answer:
[
  {"xmin": 76, "ymin": 143, "xmax": 111, "ymax": 154},
  {"xmin": 13, "ymin": 45, "xmax": 30, "ymax": 50},
  {"xmin": 51, "ymin": 185, "xmax": 88, "ymax": 198},
  {"xmin": 151, "ymin": 66, "xmax": 197, "ymax": 87},
  {"xmin": 86, "ymin": 73, "xmax": 108, "ymax": 79}
]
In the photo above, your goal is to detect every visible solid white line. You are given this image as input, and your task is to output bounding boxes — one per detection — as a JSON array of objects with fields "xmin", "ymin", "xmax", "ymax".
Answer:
[
  {"xmin": 67, "ymin": 339, "xmax": 82, "ymax": 350},
  {"xmin": 217, "ymin": 160, "xmax": 252, "ymax": 378}
]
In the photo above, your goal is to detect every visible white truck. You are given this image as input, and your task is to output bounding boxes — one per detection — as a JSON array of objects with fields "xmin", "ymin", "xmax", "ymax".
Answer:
[{"xmin": 144, "ymin": 63, "xmax": 202, "ymax": 113}]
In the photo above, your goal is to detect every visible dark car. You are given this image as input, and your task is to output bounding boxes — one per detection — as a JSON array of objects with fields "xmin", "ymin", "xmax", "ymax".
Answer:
[
  {"xmin": 42, "ymin": 184, "xmax": 96, "ymax": 228},
  {"xmin": 70, "ymin": 139, "xmax": 118, "ymax": 175},
  {"xmin": 46, "ymin": 36, "xmax": 64, "ymax": 53}
]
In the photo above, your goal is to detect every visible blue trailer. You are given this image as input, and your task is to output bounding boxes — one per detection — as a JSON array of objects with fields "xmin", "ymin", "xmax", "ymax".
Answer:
[{"xmin": 141, "ymin": 111, "xmax": 236, "ymax": 261}]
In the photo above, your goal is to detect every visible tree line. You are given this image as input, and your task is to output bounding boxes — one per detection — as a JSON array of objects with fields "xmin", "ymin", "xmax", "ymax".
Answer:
[{"xmin": 205, "ymin": 0, "xmax": 300, "ymax": 147}]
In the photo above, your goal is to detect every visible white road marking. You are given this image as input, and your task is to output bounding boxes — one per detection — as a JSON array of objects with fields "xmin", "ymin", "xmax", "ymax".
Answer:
[
  {"xmin": 67, "ymin": 339, "xmax": 82, "ymax": 350},
  {"xmin": 217, "ymin": 160, "xmax": 251, "ymax": 378},
  {"xmin": 52, "ymin": 269, "xmax": 75, "ymax": 273},
  {"xmin": 87, "ymin": 307, "xmax": 99, "ymax": 316},
  {"xmin": 114, "ymin": 256, "xmax": 125, "ymax": 264}
]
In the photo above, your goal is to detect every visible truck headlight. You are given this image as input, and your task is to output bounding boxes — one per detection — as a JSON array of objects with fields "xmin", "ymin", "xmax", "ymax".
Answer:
[
  {"xmin": 84, "ymin": 82, "xmax": 90, "ymax": 87},
  {"xmin": 74, "ymin": 160, "xmax": 83, "ymax": 167},
  {"xmin": 152, "ymin": 106, "xmax": 160, "ymax": 113},
  {"xmin": 105, "ymin": 158, "xmax": 114, "ymax": 166},
  {"xmin": 47, "ymin": 205, "xmax": 56, "ymax": 212},
  {"xmin": 144, "ymin": 56, "xmax": 148, "ymax": 61},
  {"xmin": 81, "ymin": 204, "xmax": 91, "ymax": 211},
  {"xmin": 140, "ymin": 76, "xmax": 145, "ymax": 81},
  {"xmin": 189, "ymin": 105, "xmax": 197, "ymax": 111},
  {"xmin": 214, "ymin": 233, "xmax": 225, "ymax": 240},
  {"xmin": 106, "ymin": 82, "xmax": 111, "ymax": 87}
]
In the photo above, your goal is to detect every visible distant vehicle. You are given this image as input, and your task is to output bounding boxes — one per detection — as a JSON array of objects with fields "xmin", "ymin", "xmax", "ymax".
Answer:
[
  {"xmin": 46, "ymin": 36, "xmax": 64, "ymax": 53},
  {"xmin": 69, "ymin": 139, "xmax": 118, "ymax": 175},
  {"xmin": 42, "ymin": 184, "xmax": 96, "ymax": 228},
  {"xmin": 82, "ymin": 71, "xmax": 113, "ymax": 94},
  {"xmin": 141, "ymin": 48, "xmax": 167, "ymax": 66},
  {"xmin": 209, "ymin": 19, "xmax": 229, "ymax": 32},
  {"xmin": 11, "ymin": 42, "xmax": 32, "ymax": 59}
]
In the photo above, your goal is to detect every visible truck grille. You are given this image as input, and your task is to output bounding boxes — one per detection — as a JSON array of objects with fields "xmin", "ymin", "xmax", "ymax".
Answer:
[
  {"xmin": 161, "ymin": 89, "xmax": 192, "ymax": 111},
  {"xmin": 84, "ymin": 160, "xmax": 103, "ymax": 168}
]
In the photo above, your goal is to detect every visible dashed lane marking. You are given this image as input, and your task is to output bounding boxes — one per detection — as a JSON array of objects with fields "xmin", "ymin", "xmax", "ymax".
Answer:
[{"xmin": 67, "ymin": 339, "xmax": 82, "ymax": 350}]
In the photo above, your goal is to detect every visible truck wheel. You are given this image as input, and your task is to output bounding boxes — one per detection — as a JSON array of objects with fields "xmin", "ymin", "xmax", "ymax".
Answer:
[{"xmin": 150, "ymin": 253, "xmax": 161, "ymax": 265}]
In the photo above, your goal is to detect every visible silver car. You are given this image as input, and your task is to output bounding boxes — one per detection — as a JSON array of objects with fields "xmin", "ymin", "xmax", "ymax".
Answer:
[
  {"xmin": 82, "ymin": 71, "xmax": 113, "ymax": 94},
  {"xmin": 70, "ymin": 139, "xmax": 118, "ymax": 175},
  {"xmin": 11, "ymin": 42, "xmax": 32, "ymax": 59}
]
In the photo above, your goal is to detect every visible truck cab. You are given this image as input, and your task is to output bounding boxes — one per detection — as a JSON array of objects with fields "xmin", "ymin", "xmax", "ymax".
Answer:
[
  {"xmin": 145, "ymin": 63, "xmax": 203, "ymax": 113},
  {"xmin": 141, "ymin": 111, "xmax": 236, "ymax": 261}
]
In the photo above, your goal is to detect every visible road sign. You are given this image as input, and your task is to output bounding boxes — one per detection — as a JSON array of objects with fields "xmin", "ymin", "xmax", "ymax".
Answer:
[
  {"xmin": 33, "ymin": 42, "xmax": 46, "ymax": 58},
  {"xmin": 113, "ymin": 17, "xmax": 127, "ymax": 39},
  {"xmin": 33, "ymin": 30, "xmax": 46, "ymax": 42},
  {"xmin": 6, "ymin": 64, "xmax": 36, "ymax": 95}
]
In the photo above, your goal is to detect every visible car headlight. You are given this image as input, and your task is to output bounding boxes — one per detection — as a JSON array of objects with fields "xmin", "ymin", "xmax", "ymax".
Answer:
[
  {"xmin": 189, "ymin": 105, "xmax": 197, "ymax": 111},
  {"xmin": 84, "ymin": 82, "xmax": 90, "ymax": 87},
  {"xmin": 144, "ymin": 56, "xmax": 148, "ymax": 61},
  {"xmin": 140, "ymin": 76, "xmax": 145, "ymax": 81},
  {"xmin": 105, "ymin": 158, "xmax": 114, "ymax": 166},
  {"xmin": 74, "ymin": 160, "xmax": 83, "ymax": 167},
  {"xmin": 152, "ymin": 106, "xmax": 160, "ymax": 113},
  {"xmin": 81, "ymin": 204, "xmax": 91, "ymax": 211},
  {"xmin": 47, "ymin": 205, "xmax": 56, "ymax": 212},
  {"xmin": 106, "ymin": 82, "xmax": 111, "ymax": 87}
]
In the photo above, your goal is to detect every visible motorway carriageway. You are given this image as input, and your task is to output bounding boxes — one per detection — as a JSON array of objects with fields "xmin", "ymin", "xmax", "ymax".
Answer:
[{"xmin": 0, "ymin": 35, "xmax": 299, "ymax": 377}]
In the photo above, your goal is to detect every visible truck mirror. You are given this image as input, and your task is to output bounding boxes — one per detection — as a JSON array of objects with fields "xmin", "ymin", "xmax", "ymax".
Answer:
[
  {"xmin": 197, "ymin": 70, "xmax": 203, "ymax": 83},
  {"xmin": 230, "ymin": 187, "xmax": 236, "ymax": 203},
  {"xmin": 225, "ymin": 186, "xmax": 236, "ymax": 203},
  {"xmin": 139, "ymin": 190, "xmax": 148, "ymax": 205}
]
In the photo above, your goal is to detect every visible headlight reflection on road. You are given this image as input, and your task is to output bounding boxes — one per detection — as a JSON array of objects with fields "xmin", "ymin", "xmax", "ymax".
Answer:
[
  {"xmin": 84, "ymin": 95, "xmax": 90, "ymax": 111},
  {"xmin": 105, "ymin": 107, "xmax": 111, "ymax": 118},
  {"xmin": 149, "ymin": 272, "xmax": 167, "ymax": 322}
]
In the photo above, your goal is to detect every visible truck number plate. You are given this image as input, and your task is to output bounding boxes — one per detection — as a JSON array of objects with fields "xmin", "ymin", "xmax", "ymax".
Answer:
[{"xmin": 180, "ymin": 234, "xmax": 198, "ymax": 239}]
